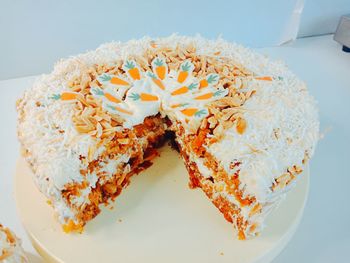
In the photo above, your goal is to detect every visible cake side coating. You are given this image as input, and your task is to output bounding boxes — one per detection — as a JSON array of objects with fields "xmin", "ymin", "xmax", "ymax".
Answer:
[{"xmin": 17, "ymin": 35, "xmax": 319, "ymax": 238}]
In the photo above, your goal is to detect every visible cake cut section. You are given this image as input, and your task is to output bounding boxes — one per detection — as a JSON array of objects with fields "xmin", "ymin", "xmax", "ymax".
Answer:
[{"xmin": 17, "ymin": 36, "xmax": 319, "ymax": 239}]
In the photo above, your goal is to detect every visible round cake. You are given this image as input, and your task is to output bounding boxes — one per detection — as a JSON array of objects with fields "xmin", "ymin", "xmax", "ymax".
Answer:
[
  {"xmin": 0, "ymin": 224, "xmax": 27, "ymax": 262},
  {"xmin": 17, "ymin": 35, "xmax": 319, "ymax": 239}
]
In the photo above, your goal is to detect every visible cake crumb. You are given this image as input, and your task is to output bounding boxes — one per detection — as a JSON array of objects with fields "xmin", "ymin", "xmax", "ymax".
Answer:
[
  {"xmin": 220, "ymin": 252, "xmax": 224, "ymax": 256},
  {"xmin": 118, "ymin": 219, "xmax": 122, "ymax": 223}
]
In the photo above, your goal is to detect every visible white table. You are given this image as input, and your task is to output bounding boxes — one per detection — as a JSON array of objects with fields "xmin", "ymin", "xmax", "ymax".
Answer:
[{"xmin": 0, "ymin": 34, "xmax": 349, "ymax": 262}]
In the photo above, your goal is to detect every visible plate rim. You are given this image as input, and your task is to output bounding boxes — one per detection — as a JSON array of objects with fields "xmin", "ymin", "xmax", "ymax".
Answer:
[{"xmin": 14, "ymin": 151, "xmax": 310, "ymax": 263}]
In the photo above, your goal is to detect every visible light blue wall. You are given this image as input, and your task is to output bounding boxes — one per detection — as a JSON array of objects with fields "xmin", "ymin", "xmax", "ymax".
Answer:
[
  {"xmin": 1, "ymin": 0, "xmax": 348, "ymax": 80},
  {"xmin": 0, "ymin": 0, "xmax": 300, "ymax": 79},
  {"xmin": 299, "ymin": 0, "xmax": 350, "ymax": 37}
]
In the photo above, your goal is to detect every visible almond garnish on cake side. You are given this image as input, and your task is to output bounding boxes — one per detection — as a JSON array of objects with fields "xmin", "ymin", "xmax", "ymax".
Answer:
[{"xmin": 16, "ymin": 35, "xmax": 319, "ymax": 239}]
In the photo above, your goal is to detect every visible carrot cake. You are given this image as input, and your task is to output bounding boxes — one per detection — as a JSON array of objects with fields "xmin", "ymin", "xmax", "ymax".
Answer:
[
  {"xmin": 17, "ymin": 35, "xmax": 319, "ymax": 239},
  {"xmin": 0, "ymin": 224, "xmax": 27, "ymax": 262}
]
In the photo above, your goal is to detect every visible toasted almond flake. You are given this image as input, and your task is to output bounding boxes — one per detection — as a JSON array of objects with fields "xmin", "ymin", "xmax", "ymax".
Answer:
[
  {"xmin": 276, "ymin": 173, "xmax": 290, "ymax": 185},
  {"xmin": 222, "ymin": 120, "xmax": 234, "ymax": 130},
  {"xmin": 117, "ymin": 138, "xmax": 130, "ymax": 145},
  {"xmin": 213, "ymin": 124, "xmax": 224, "ymax": 138},
  {"xmin": 245, "ymin": 89, "xmax": 256, "ymax": 99},
  {"xmin": 208, "ymin": 116, "xmax": 218, "ymax": 128},
  {"xmin": 249, "ymin": 203, "xmax": 262, "ymax": 217},
  {"xmin": 103, "ymin": 182, "xmax": 117, "ymax": 194},
  {"xmin": 117, "ymin": 173, "xmax": 127, "ymax": 185},
  {"xmin": 221, "ymin": 108, "xmax": 237, "ymax": 121},
  {"xmin": 96, "ymin": 122, "xmax": 103, "ymax": 138},
  {"xmin": 75, "ymin": 125, "xmax": 92, "ymax": 133},
  {"xmin": 295, "ymin": 166, "xmax": 303, "ymax": 174},
  {"xmin": 88, "ymin": 145, "xmax": 96, "ymax": 161},
  {"xmin": 200, "ymin": 117, "xmax": 208, "ymax": 129},
  {"xmin": 221, "ymin": 97, "xmax": 242, "ymax": 107}
]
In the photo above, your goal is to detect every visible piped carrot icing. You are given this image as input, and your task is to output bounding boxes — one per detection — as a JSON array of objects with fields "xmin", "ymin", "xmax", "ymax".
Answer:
[
  {"xmin": 52, "ymin": 58, "xmax": 228, "ymax": 128},
  {"xmin": 51, "ymin": 92, "xmax": 80, "ymax": 101}
]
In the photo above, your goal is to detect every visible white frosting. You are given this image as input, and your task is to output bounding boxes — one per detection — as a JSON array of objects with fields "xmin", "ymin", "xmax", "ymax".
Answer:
[
  {"xmin": 192, "ymin": 156, "xmax": 212, "ymax": 178},
  {"xmin": 100, "ymin": 154, "xmax": 130, "ymax": 176}
]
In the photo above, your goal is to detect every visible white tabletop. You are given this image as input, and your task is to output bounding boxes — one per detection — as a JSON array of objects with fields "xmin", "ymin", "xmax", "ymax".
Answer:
[{"xmin": 0, "ymin": 34, "xmax": 349, "ymax": 262}]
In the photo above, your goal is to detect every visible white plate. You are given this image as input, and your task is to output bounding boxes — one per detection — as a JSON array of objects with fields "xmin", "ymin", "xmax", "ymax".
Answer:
[{"xmin": 15, "ymin": 145, "xmax": 309, "ymax": 263}]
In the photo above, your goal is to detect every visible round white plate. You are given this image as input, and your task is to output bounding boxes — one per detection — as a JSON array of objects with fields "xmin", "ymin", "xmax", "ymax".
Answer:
[{"xmin": 15, "ymin": 146, "xmax": 309, "ymax": 263}]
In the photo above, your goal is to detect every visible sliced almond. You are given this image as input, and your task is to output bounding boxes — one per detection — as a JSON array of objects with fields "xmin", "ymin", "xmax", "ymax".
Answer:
[{"xmin": 117, "ymin": 138, "xmax": 130, "ymax": 145}]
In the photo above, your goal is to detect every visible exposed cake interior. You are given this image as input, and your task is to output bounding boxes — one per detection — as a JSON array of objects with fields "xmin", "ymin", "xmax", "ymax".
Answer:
[
  {"xmin": 17, "ymin": 36, "xmax": 319, "ymax": 239},
  {"xmin": 60, "ymin": 115, "xmax": 167, "ymax": 232}
]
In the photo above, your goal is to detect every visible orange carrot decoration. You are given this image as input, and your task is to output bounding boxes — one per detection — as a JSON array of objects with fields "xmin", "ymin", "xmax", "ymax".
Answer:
[
  {"xmin": 51, "ymin": 92, "xmax": 80, "ymax": 101},
  {"xmin": 99, "ymin": 74, "xmax": 129, "ymax": 86},
  {"xmin": 129, "ymin": 92, "xmax": 158, "ymax": 102},
  {"xmin": 177, "ymin": 61, "xmax": 193, "ymax": 83},
  {"xmin": 147, "ymin": 72, "xmax": 166, "ymax": 90},
  {"xmin": 104, "ymin": 93, "xmax": 122, "ymax": 103},
  {"xmin": 171, "ymin": 83, "xmax": 198, "ymax": 96},
  {"xmin": 106, "ymin": 105, "xmax": 133, "ymax": 115},
  {"xmin": 170, "ymin": 103, "xmax": 189, "ymax": 108},
  {"xmin": 180, "ymin": 108, "xmax": 198, "ymax": 117},
  {"xmin": 181, "ymin": 108, "xmax": 207, "ymax": 117},
  {"xmin": 199, "ymin": 74, "xmax": 219, "ymax": 89},
  {"xmin": 91, "ymin": 87, "xmax": 122, "ymax": 104},
  {"xmin": 152, "ymin": 58, "xmax": 167, "ymax": 80},
  {"xmin": 255, "ymin": 76, "xmax": 273, "ymax": 81},
  {"xmin": 124, "ymin": 60, "xmax": 141, "ymax": 80},
  {"xmin": 195, "ymin": 90, "xmax": 225, "ymax": 100}
]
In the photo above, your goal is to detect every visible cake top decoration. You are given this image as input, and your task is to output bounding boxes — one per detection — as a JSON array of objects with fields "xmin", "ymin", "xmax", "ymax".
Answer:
[{"xmin": 50, "ymin": 56, "xmax": 279, "ymax": 131}]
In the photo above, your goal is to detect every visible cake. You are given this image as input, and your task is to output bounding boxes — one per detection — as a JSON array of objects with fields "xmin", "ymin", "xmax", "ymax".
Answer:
[
  {"xmin": 17, "ymin": 35, "xmax": 319, "ymax": 239},
  {"xmin": 0, "ymin": 224, "xmax": 27, "ymax": 262}
]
